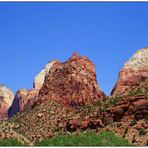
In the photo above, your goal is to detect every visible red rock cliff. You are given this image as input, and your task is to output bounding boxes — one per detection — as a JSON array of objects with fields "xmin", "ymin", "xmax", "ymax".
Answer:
[{"xmin": 37, "ymin": 52, "xmax": 105, "ymax": 107}]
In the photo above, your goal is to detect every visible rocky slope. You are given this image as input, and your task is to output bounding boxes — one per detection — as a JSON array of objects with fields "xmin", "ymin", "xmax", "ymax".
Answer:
[
  {"xmin": 8, "ymin": 60, "xmax": 57, "ymax": 117},
  {"xmin": 8, "ymin": 98, "xmax": 104, "ymax": 143},
  {"xmin": 0, "ymin": 85, "xmax": 14, "ymax": 120},
  {"xmin": 111, "ymin": 47, "xmax": 148, "ymax": 96}
]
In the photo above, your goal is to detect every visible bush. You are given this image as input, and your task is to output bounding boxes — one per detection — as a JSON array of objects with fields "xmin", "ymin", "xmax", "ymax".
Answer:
[
  {"xmin": 36, "ymin": 131, "xmax": 130, "ymax": 146},
  {"xmin": 130, "ymin": 119, "xmax": 137, "ymax": 126},
  {"xmin": 139, "ymin": 128, "xmax": 147, "ymax": 136},
  {"xmin": 144, "ymin": 115, "xmax": 148, "ymax": 121},
  {"xmin": 0, "ymin": 138, "xmax": 24, "ymax": 146}
]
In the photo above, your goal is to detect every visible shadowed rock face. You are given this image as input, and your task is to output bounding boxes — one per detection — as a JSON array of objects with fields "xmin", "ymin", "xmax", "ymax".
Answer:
[
  {"xmin": 8, "ymin": 89, "xmax": 38, "ymax": 117},
  {"xmin": 8, "ymin": 60, "xmax": 57, "ymax": 117},
  {"xmin": 0, "ymin": 85, "xmax": 14, "ymax": 120},
  {"xmin": 37, "ymin": 52, "xmax": 105, "ymax": 106},
  {"xmin": 111, "ymin": 47, "xmax": 148, "ymax": 96}
]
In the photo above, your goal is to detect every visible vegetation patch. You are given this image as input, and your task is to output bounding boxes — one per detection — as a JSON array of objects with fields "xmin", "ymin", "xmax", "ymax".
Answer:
[
  {"xmin": 105, "ymin": 96, "xmax": 123, "ymax": 108},
  {"xmin": 36, "ymin": 131, "xmax": 130, "ymax": 146},
  {"xmin": 139, "ymin": 128, "xmax": 147, "ymax": 136},
  {"xmin": 0, "ymin": 138, "xmax": 25, "ymax": 146},
  {"xmin": 144, "ymin": 115, "xmax": 148, "ymax": 121},
  {"xmin": 130, "ymin": 119, "xmax": 137, "ymax": 126}
]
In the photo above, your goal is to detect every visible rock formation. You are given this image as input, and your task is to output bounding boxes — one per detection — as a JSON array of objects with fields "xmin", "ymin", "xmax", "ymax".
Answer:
[
  {"xmin": 109, "ymin": 47, "xmax": 148, "ymax": 122},
  {"xmin": 33, "ymin": 60, "xmax": 57, "ymax": 91},
  {"xmin": 111, "ymin": 47, "xmax": 148, "ymax": 96},
  {"xmin": 106, "ymin": 94, "xmax": 148, "ymax": 122},
  {"xmin": 36, "ymin": 52, "xmax": 105, "ymax": 107},
  {"xmin": 8, "ymin": 60, "xmax": 57, "ymax": 117},
  {"xmin": 0, "ymin": 84, "xmax": 14, "ymax": 120}
]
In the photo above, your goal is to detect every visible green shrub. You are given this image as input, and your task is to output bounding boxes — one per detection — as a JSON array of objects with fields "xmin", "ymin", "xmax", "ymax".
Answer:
[
  {"xmin": 105, "ymin": 96, "xmax": 123, "ymax": 108},
  {"xmin": 139, "ymin": 128, "xmax": 147, "ymax": 136},
  {"xmin": 0, "ymin": 138, "xmax": 24, "ymax": 146},
  {"xmin": 144, "ymin": 115, "xmax": 148, "ymax": 121},
  {"xmin": 130, "ymin": 119, "xmax": 137, "ymax": 126},
  {"xmin": 36, "ymin": 131, "xmax": 130, "ymax": 146}
]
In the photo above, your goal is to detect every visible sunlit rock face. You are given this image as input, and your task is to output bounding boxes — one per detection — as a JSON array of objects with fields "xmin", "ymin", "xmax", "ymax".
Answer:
[
  {"xmin": 124, "ymin": 47, "xmax": 148, "ymax": 68},
  {"xmin": 33, "ymin": 60, "xmax": 58, "ymax": 91},
  {"xmin": 37, "ymin": 52, "xmax": 105, "ymax": 107},
  {"xmin": 111, "ymin": 47, "xmax": 148, "ymax": 96},
  {"xmin": 0, "ymin": 84, "xmax": 14, "ymax": 120}
]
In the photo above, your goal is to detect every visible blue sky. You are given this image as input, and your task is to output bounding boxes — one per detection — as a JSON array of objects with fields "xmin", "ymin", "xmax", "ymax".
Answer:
[{"xmin": 0, "ymin": 2, "xmax": 148, "ymax": 95}]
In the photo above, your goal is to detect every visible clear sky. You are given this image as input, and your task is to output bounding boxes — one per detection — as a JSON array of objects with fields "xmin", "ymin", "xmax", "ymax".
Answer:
[{"xmin": 0, "ymin": 2, "xmax": 148, "ymax": 95}]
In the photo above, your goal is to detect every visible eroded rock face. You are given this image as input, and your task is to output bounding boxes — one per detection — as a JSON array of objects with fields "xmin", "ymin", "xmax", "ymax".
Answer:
[
  {"xmin": 106, "ymin": 94, "xmax": 148, "ymax": 122},
  {"xmin": 111, "ymin": 47, "xmax": 148, "ymax": 96},
  {"xmin": 60, "ymin": 117, "xmax": 104, "ymax": 132},
  {"xmin": 8, "ymin": 60, "xmax": 57, "ymax": 117},
  {"xmin": 0, "ymin": 85, "xmax": 14, "ymax": 120},
  {"xmin": 37, "ymin": 52, "xmax": 105, "ymax": 106}
]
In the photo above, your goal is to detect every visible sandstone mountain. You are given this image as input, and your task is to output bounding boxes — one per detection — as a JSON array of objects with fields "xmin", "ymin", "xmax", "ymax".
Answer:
[
  {"xmin": 0, "ymin": 85, "xmax": 14, "ymax": 120},
  {"xmin": 111, "ymin": 47, "xmax": 148, "ymax": 96},
  {"xmin": 9, "ymin": 52, "xmax": 105, "ymax": 117},
  {"xmin": 36, "ymin": 52, "xmax": 105, "ymax": 107}
]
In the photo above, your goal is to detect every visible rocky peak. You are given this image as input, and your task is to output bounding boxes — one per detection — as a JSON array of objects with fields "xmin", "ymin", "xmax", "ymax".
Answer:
[
  {"xmin": 124, "ymin": 47, "xmax": 148, "ymax": 69},
  {"xmin": 111, "ymin": 47, "xmax": 148, "ymax": 96},
  {"xmin": 69, "ymin": 52, "xmax": 79, "ymax": 60},
  {"xmin": 0, "ymin": 84, "xmax": 14, "ymax": 120},
  {"xmin": 37, "ymin": 52, "xmax": 105, "ymax": 106}
]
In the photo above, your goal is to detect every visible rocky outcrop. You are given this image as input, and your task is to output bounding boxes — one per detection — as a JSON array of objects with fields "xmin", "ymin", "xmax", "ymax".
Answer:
[
  {"xmin": 0, "ymin": 85, "xmax": 14, "ymax": 120},
  {"xmin": 61, "ymin": 116, "xmax": 104, "ymax": 132},
  {"xmin": 106, "ymin": 94, "xmax": 148, "ymax": 122},
  {"xmin": 111, "ymin": 47, "xmax": 148, "ymax": 96},
  {"xmin": 8, "ymin": 60, "xmax": 57, "ymax": 117},
  {"xmin": 37, "ymin": 52, "xmax": 105, "ymax": 107},
  {"xmin": 109, "ymin": 47, "xmax": 148, "ymax": 122}
]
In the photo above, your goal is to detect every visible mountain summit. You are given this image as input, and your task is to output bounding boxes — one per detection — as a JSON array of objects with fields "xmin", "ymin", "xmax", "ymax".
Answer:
[
  {"xmin": 124, "ymin": 47, "xmax": 148, "ymax": 68},
  {"xmin": 111, "ymin": 47, "xmax": 148, "ymax": 96}
]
